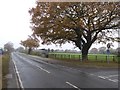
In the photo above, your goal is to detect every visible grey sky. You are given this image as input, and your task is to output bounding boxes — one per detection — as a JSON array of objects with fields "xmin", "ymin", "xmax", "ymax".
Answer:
[
  {"xmin": 0, "ymin": 0, "xmax": 35, "ymax": 48},
  {"xmin": 0, "ymin": 0, "xmax": 118, "ymax": 50}
]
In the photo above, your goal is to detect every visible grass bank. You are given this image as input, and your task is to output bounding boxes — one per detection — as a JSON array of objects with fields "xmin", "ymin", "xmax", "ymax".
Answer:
[
  {"xmin": 49, "ymin": 53, "xmax": 119, "ymax": 68},
  {"xmin": 2, "ymin": 54, "xmax": 10, "ymax": 88},
  {"xmin": 48, "ymin": 57, "xmax": 118, "ymax": 68},
  {"xmin": 49, "ymin": 53, "xmax": 118, "ymax": 62},
  {"xmin": 21, "ymin": 51, "xmax": 119, "ymax": 68}
]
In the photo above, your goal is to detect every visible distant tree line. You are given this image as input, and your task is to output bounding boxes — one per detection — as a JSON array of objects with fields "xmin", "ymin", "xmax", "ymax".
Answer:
[{"xmin": 89, "ymin": 47, "xmax": 120, "ymax": 56}]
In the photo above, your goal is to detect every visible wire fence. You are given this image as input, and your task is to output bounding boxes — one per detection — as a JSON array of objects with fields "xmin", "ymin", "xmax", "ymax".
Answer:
[{"xmin": 48, "ymin": 53, "xmax": 119, "ymax": 63}]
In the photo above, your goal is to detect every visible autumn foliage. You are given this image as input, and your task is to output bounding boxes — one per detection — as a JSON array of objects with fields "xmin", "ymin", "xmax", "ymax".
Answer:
[
  {"xmin": 21, "ymin": 36, "xmax": 39, "ymax": 54},
  {"xmin": 29, "ymin": 2, "xmax": 120, "ymax": 60}
]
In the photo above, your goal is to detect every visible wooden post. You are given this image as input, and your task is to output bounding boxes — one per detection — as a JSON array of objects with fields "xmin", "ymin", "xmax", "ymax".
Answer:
[
  {"xmin": 79, "ymin": 55, "xmax": 80, "ymax": 60},
  {"xmin": 95, "ymin": 56, "xmax": 97, "ymax": 61},
  {"xmin": 106, "ymin": 56, "xmax": 107, "ymax": 62},
  {"xmin": 113, "ymin": 56, "xmax": 115, "ymax": 62}
]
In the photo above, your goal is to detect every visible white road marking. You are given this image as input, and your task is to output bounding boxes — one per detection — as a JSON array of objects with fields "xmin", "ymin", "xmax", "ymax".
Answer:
[
  {"xmin": 36, "ymin": 66, "xmax": 50, "ymax": 73},
  {"xmin": 106, "ymin": 75, "xmax": 118, "ymax": 78},
  {"xmin": 98, "ymin": 75, "xmax": 118, "ymax": 83},
  {"xmin": 12, "ymin": 59, "xmax": 24, "ymax": 89},
  {"xmin": 111, "ymin": 79, "xmax": 118, "ymax": 82},
  {"xmin": 17, "ymin": 55, "xmax": 50, "ymax": 74},
  {"xmin": 18, "ymin": 53, "xmax": 91, "ymax": 75},
  {"xmin": 11, "ymin": 53, "xmax": 19, "ymax": 88},
  {"xmin": 98, "ymin": 76, "xmax": 106, "ymax": 79},
  {"xmin": 108, "ymin": 79, "xmax": 118, "ymax": 82},
  {"xmin": 66, "ymin": 81, "xmax": 81, "ymax": 90},
  {"xmin": 17, "ymin": 53, "xmax": 119, "ymax": 83},
  {"xmin": 90, "ymin": 74, "xmax": 95, "ymax": 76}
]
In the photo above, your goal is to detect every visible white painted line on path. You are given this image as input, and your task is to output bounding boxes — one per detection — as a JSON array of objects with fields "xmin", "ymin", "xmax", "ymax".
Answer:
[
  {"xmin": 106, "ymin": 75, "xmax": 118, "ymax": 78},
  {"xmin": 90, "ymin": 74, "xmax": 94, "ymax": 76},
  {"xmin": 98, "ymin": 76, "xmax": 106, "ymax": 79},
  {"xmin": 66, "ymin": 81, "xmax": 81, "ymax": 90},
  {"xmin": 12, "ymin": 59, "xmax": 24, "ymax": 89},
  {"xmin": 108, "ymin": 79, "xmax": 118, "ymax": 82},
  {"xmin": 98, "ymin": 75, "xmax": 118, "ymax": 83},
  {"xmin": 37, "ymin": 66, "xmax": 50, "ymax": 73},
  {"xmin": 18, "ymin": 55, "xmax": 50, "ymax": 74}
]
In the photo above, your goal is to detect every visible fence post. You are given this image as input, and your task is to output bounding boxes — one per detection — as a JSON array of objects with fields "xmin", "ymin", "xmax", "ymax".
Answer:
[
  {"xmin": 106, "ymin": 56, "xmax": 107, "ymax": 62},
  {"xmin": 113, "ymin": 56, "xmax": 115, "ymax": 62},
  {"xmin": 95, "ymin": 56, "xmax": 97, "ymax": 61},
  {"xmin": 61, "ymin": 54, "xmax": 62, "ymax": 59},
  {"xmin": 55, "ymin": 54, "xmax": 56, "ymax": 58},
  {"xmin": 68, "ymin": 55, "xmax": 70, "ymax": 60},
  {"xmin": 52, "ymin": 54, "xmax": 54, "ymax": 58},
  {"xmin": 79, "ymin": 55, "xmax": 80, "ymax": 60},
  {"xmin": 73, "ymin": 55, "xmax": 75, "ymax": 60},
  {"xmin": 106, "ymin": 56, "xmax": 108, "ymax": 63}
]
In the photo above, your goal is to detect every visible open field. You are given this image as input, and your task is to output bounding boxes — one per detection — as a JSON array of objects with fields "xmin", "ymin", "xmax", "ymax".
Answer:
[
  {"xmin": 2, "ymin": 54, "xmax": 10, "ymax": 88},
  {"xmin": 49, "ymin": 52, "xmax": 119, "ymax": 62}
]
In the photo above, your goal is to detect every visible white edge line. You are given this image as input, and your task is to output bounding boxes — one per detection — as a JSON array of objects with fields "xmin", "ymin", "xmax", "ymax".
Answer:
[
  {"xmin": 11, "ymin": 53, "xmax": 19, "ymax": 88},
  {"xmin": 12, "ymin": 59, "xmax": 24, "ymax": 89},
  {"xmin": 12, "ymin": 60, "xmax": 19, "ymax": 88},
  {"xmin": 66, "ymin": 81, "xmax": 81, "ymax": 90}
]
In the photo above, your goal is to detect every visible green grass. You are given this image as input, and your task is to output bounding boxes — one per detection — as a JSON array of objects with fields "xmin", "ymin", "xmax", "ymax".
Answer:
[
  {"xmin": 49, "ymin": 52, "xmax": 118, "ymax": 62},
  {"xmin": 2, "ymin": 54, "xmax": 10, "ymax": 88},
  {"xmin": 48, "ymin": 52, "xmax": 119, "ymax": 68}
]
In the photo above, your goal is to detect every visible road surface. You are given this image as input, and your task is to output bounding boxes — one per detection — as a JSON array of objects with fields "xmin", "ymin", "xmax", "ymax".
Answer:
[{"xmin": 10, "ymin": 52, "xmax": 118, "ymax": 89}]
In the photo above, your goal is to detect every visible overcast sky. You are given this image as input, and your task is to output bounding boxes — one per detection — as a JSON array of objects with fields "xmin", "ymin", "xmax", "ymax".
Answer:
[
  {"xmin": 0, "ymin": 0, "xmax": 118, "ymax": 50},
  {"xmin": 0, "ymin": 0, "xmax": 35, "ymax": 48}
]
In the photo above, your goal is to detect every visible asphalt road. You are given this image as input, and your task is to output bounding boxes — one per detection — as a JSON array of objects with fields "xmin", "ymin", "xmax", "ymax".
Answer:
[{"xmin": 11, "ymin": 52, "xmax": 119, "ymax": 89}]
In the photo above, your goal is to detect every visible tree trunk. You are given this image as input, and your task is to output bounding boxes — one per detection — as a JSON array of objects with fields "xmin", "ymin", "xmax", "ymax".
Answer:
[
  {"xmin": 28, "ymin": 47, "xmax": 32, "ymax": 54},
  {"xmin": 82, "ymin": 45, "xmax": 89, "ymax": 61},
  {"xmin": 82, "ymin": 49, "xmax": 88, "ymax": 61}
]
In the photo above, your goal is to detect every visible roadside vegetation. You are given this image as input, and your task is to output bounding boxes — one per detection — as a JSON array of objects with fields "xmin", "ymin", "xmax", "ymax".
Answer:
[
  {"xmin": 48, "ymin": 52, "xmax": 119, "ymax": 68},
  {"xmin": 19, "ymin": 50, "xmax": 119, "ymax": 68},
  {"xmin": 2, "ymin": 42, "xmax": 14, "ymax": 88},
  {"xmin": 2, "ymin": 54, "xmax": 10, "ymax": 88},
  {"xmin": 49, "ymin": 52, "xmax": 118, "ymax": 62},
  {"xmin": 29, "ymin": 2, "xmax": 120, "ymax": 61}
]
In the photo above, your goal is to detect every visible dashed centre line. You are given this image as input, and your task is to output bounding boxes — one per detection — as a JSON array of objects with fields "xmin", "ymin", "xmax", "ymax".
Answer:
[
  {"xmin": 16, "ymin": 53, "xmax": 118, "ymax": 84},
  {"xmin": 36, "ymin": 65, "xmax": 50, "ymax": 73},
  {"xmin": 66, "ymin": 81, "xmax": 81, "ymax": 90},
  {"xmin": 17, "ymin": 54, "xmax": 50, "ymax": 74},
  {"xmin": 98, "ymin": 76, "xmax": 106, "ymax": 79},
  {"xmin": 98, "ymin": 75, "xmax": 118, "ymax": 83},
  {"xmin": 108, "ymin": 79, "xmax": 118, "ymax": 82}
]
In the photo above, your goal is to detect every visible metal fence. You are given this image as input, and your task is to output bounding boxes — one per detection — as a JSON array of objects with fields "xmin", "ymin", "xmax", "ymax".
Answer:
[{"xmin": 48, "ymin": 53, "xmax": 119, "ymax": 62}]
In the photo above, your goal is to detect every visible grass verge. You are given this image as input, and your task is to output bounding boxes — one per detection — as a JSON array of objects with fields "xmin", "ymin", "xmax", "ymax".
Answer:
[
  {"xmin": 2, "ymin": 54, "xmax": 10, "ymax": 88},
  {"xmin": 49, "ymin": 53, "xmax": 118, "ymax": 62},
  {"xmin": 49, "ymin": 58, "xmax": 118, "ymax": 68}
]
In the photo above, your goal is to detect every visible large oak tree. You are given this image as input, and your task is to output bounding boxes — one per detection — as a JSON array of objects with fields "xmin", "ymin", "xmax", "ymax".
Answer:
[{"xmin": 29, "ymin": 2, "xmax": 120, "ymax": 60}]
